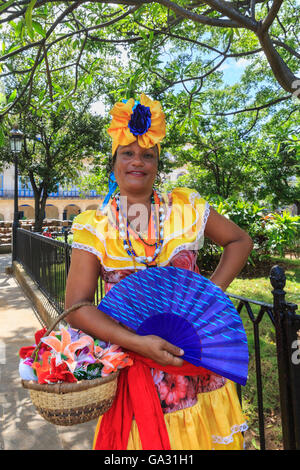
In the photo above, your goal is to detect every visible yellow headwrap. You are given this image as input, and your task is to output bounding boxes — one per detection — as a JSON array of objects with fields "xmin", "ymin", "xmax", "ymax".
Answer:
[{"xmin": 107, "ymin": 93, "xmax": 166, "ymax": 156}]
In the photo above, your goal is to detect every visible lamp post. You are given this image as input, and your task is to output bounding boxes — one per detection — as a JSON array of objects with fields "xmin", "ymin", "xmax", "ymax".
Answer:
[{"xmin": 9, "ymin": 125, "xmax": 24, "ymax": 262}]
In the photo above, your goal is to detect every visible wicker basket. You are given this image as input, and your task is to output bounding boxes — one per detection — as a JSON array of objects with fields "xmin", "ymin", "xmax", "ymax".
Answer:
[{"xmin": 21, "ymin": 302, "xmax": 119, "ymax": 426}]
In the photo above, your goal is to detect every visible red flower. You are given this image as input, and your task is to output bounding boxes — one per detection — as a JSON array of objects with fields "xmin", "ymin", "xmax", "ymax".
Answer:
[
  {"xmin": 157, "ymin": 375, "xmax": 188, "ymax": 406},
  {"xmin": 32, "ymin": 351, "xmax": 52, "ymax": 380},
  {"xmin": 37, "ymin": 358, "xmax": 77, "ymax": 384},
  {"xmin": 186, "ymin": 376, "xmax": 199, "ymax": 400},
  {"xmin": 35, "ymin": 327, "xmax": 47, "ymax": 345},
  {"xmin": 19, "ymin": 328, "xmax": 49, "ymax": 359},
  {"xmin": 170, "ymin": 250, "xmax": 196, "ymax": 271},
  {"xmin": 19, "ymin": 345, "xmax": 35, "ymax": 359}
]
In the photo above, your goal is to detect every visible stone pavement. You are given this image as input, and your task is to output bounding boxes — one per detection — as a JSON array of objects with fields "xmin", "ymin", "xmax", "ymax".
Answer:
[{"xmin": 0, "ymin": 253, "xmax": 96, "ymax": 450}]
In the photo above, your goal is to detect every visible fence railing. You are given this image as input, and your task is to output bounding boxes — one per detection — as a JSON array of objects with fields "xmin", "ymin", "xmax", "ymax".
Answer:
[
  {"xmin": 16, "ymin": 228, "xmax": 72, "ymax": 314},
  {"xmin": 15, "ymin": 228, "xmax": 300, "ymax": 450}
]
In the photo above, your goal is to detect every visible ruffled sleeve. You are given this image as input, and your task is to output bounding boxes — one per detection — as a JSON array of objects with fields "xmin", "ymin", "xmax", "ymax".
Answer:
[
  {"xmin": 71, "ymin": 210, "xmax": 106, "ymax": 263},
  {"xmin": 159, "ymin": 187, "xmax": 210, "ymax": 265}
]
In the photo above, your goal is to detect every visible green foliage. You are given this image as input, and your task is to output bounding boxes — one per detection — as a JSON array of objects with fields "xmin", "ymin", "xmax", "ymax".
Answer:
[
  {"xmin": 56, "ymin": 234, "xmax": 73, "ymax": 244},
  {"xmin": 0, "ymin": 0, "xmax": 299, "ymax": 127},
  {"xmin": 0, "ymin": 78, "xmax": 109, "ymax": 230},
  {"xmin": 197, "ymin": 196, "xmax": 300, "ymax": 271},
  {"xmin": 212, "ymin": 197, "xmax": 265, "ymax": 231},
  {"xmin": 217, "ymin": 198, "xmax": 300, "ymax": 259},
  {"xmin": 162, "ymin": 103, "xmax": 299, "ymax": 212},
  {"xmin": 261, "ymin": 211, "xmax": 300, "ymax": 258},
  {"xmin": 76, "ymin": 156, "xmax": 110, "ymax": 196},
  {"xmin": 73, "ymin": 363, "xmax": 104, "ymax": 381}
]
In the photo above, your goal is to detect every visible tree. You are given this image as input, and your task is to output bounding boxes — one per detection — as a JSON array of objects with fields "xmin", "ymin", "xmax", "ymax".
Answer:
[
  {"xmin": 254, "ymin": 110, "xmax": 300, "ymax": 211},
  {"xmin": 160, "ymin": 87, "xmax": 299, "ymax": 210},
  {"xmin": 1, "ymin": 1, "xmax": 298, "ymax": 218},
  {"xmin": 1, "ymin": 91, "xmax": 109, "ymax": 230},
  {"xmin": 0, "ymin": 0, "xmax": 299, "ymax": 128},
  {"xmin": 0, "ymin": 8, "xmax": 120, "ymax": 229},
  {"xmin": 162, "ymin": 113, "xmax": 261, "ymax": 199}
]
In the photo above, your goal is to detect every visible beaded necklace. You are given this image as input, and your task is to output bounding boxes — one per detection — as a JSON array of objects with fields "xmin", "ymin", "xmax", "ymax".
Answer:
[{"xmin": 115, "ymin": 190, "xmax": 165, "ymax": 267}]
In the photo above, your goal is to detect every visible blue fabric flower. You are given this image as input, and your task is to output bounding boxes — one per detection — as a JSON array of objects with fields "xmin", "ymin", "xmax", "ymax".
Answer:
[{"xmin": 128, "ymin": 104, "xmax": 152, "ymax": 136}]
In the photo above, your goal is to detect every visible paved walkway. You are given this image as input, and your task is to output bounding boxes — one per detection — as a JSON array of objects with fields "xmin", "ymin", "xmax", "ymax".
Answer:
[{"xmin": 0, "ymin": 254, "xmax": 95, "ymax": 450}]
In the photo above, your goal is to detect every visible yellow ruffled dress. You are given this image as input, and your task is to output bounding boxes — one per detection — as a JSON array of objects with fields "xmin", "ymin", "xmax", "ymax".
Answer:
[{"xmin": 71, "ymin": 187, "xmax": 248, "ymax": 450}]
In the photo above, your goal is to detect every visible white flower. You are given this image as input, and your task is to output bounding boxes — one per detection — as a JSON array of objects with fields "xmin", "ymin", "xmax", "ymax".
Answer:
[{"xmin": 19, "ymin": 359, "xmax": 38, "ymax": 381}]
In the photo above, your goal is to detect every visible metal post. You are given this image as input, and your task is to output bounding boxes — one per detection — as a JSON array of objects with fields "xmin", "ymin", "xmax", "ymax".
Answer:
[
  {"xmin": 12, "ymin": 152, "xmax": 19, "ymax": 261},
  {"xmin": 9, "ymin": 125, "xmax": 23, "ymax": 262},
  {"xmin": 270, "ymin": 265, "xmax": 296, "ymax": 449},
  {"xmin": 285, "ymin": 301, "xmax": 300, "ymax": 449},
  {"xmin": 64, "ymin": 231, "xmax": 70, "ymax": 281}
]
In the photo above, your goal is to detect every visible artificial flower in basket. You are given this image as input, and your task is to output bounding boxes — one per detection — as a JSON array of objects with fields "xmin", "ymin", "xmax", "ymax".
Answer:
[{"xmin": 19, "ymin": 323, "xmax": 133, "ymax": 426}]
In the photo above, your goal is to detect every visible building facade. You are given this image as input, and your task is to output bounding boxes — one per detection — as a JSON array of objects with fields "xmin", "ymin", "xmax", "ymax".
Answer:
[
  {"xmin": 0, "ymin": 164, "xmax": 188, "ymax": 222},
  {"xmin": 0, "ymin": 164, "xmax": 103, "ymax": 222}
]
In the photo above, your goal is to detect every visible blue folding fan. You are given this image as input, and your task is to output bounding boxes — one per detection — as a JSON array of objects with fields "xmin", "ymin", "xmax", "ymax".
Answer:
[{"xmin": 97, "ymin": 266, "xmax": 248, "ymax": 385}]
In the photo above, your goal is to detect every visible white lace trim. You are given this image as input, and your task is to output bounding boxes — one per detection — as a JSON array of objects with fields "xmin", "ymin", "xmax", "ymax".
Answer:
[
  {"xmin": 72, "ymin": 242, "xmax": 103, "ymax": 261},
  {"xmin": 72, "ymin": 222, "xmax": 132, "ymax": 262},
  {"xmin": 72, "ymin": 242, "xmax": 147, "ymax": 271},
  {"xmin": 211, "ymin": 421, "xmax": 248, "ymax": 445}
]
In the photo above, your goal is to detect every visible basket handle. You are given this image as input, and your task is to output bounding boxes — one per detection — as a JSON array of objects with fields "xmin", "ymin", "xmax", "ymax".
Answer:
[{"xmin": 31, "ymin": 301, "xmax": 95, "ymax": 359}]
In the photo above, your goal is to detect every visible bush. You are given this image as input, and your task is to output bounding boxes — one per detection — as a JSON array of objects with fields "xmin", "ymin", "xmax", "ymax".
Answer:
[
  {"xmin": 198, "ymin": 196, "xmax": 300, "ymax": 271},
  {"xmin": 212, "ymin": 196, "xmax": 266, "ymax": 231},
  {"xmin": 261, "ymin": 210, "xmax": 300, "ymax": 258}
]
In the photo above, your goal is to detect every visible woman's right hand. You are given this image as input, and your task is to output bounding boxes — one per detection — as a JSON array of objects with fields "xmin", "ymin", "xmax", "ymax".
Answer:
[{"xmin": 134, "ymin": 334, "xmax": 184, "ymax": 367}]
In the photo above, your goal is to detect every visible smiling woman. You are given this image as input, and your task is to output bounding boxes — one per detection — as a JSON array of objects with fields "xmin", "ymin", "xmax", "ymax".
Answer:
[
  {"xmin": 65, "ymin": 93, "xmax": 253, "ymax": 450},
  {"xmin": 113, "ymin": 141, "xmax": 158, "ymax": 204}
]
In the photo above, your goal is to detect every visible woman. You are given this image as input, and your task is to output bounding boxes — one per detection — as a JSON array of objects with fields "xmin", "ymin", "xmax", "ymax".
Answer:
[{"xmin": 65, "ymin": 93, "xmax": 253, "ymax": 450}]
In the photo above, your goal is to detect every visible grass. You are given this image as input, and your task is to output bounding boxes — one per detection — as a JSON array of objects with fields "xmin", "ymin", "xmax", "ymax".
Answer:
[{"xmin": 230, "ymin": 256, "xmax": 300, "ymax": 304}]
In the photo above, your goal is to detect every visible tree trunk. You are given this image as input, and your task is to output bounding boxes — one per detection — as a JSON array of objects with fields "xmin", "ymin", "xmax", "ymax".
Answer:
[
  {"xmin": 34, "ymin": 194, "xmax": 44, "ymax": 232},
  {"xmin": 29, "ymin": 170, "xmax": 49, "ymax": 232},
  {"xmin": 33, "ymin": 186, "xmax": 48, "ymax": 232},
  {"xmin": 257, "ymin": 29, "xmax": 299, "ymax": 94}
]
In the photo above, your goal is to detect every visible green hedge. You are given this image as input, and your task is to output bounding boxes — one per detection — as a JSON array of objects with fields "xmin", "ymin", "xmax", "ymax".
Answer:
[{"xmin": 198, "ymin": 196, "xmax": 300, "ymax": 270}]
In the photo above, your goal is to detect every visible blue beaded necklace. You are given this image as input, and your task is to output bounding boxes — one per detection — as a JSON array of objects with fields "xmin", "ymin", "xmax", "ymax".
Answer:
[{"xmin": 115, "ymin": 190, "xmax": 165, "ymax": 267}]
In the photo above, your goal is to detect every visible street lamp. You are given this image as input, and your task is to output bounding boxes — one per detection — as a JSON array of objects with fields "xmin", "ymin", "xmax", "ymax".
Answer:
[{"xmin": 9, "ymin": 125, "xmax": 24, "ymax": 262}]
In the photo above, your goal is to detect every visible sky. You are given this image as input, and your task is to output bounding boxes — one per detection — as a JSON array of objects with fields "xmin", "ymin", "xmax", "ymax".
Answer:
[{"xmin": 219, "ymin": 57, "xmax": 250, "ymax": 85}]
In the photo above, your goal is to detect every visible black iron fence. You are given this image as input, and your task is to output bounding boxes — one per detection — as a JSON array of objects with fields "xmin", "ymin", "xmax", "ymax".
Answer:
[
  {"xmin": 15, "ymin": 228, "xmax": 300, "ymax": 450},
  {"xmin": 16, "ymin": 228, "xmax": 72, "ymax": 313}
]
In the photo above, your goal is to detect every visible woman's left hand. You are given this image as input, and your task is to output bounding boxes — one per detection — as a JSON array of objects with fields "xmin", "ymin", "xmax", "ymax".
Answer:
[{"xmin": 133, "ymin": 334, "xmax": 184, "ymax": 367}]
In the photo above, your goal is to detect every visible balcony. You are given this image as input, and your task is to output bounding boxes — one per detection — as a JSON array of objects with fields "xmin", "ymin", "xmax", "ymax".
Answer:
[{"xmin": 0, "ymin": 189, "xmax": 102, "ymax": 199}]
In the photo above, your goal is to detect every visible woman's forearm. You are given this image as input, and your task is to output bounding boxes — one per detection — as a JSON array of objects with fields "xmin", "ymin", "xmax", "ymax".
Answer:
[
  {"xmin": 64, "ymin": 249, "xmax": 184, "ymax": 366},
  {"xmin": 209, "ymin": 235, "xmax": 253, "ymax": 291},
  {"xmin": 66, "ymin": 306, "xmax": 142, "ymax": 352},
  {"xmin": 66, "ymin": 304, "xmax": 184, "ymax": 366}
]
